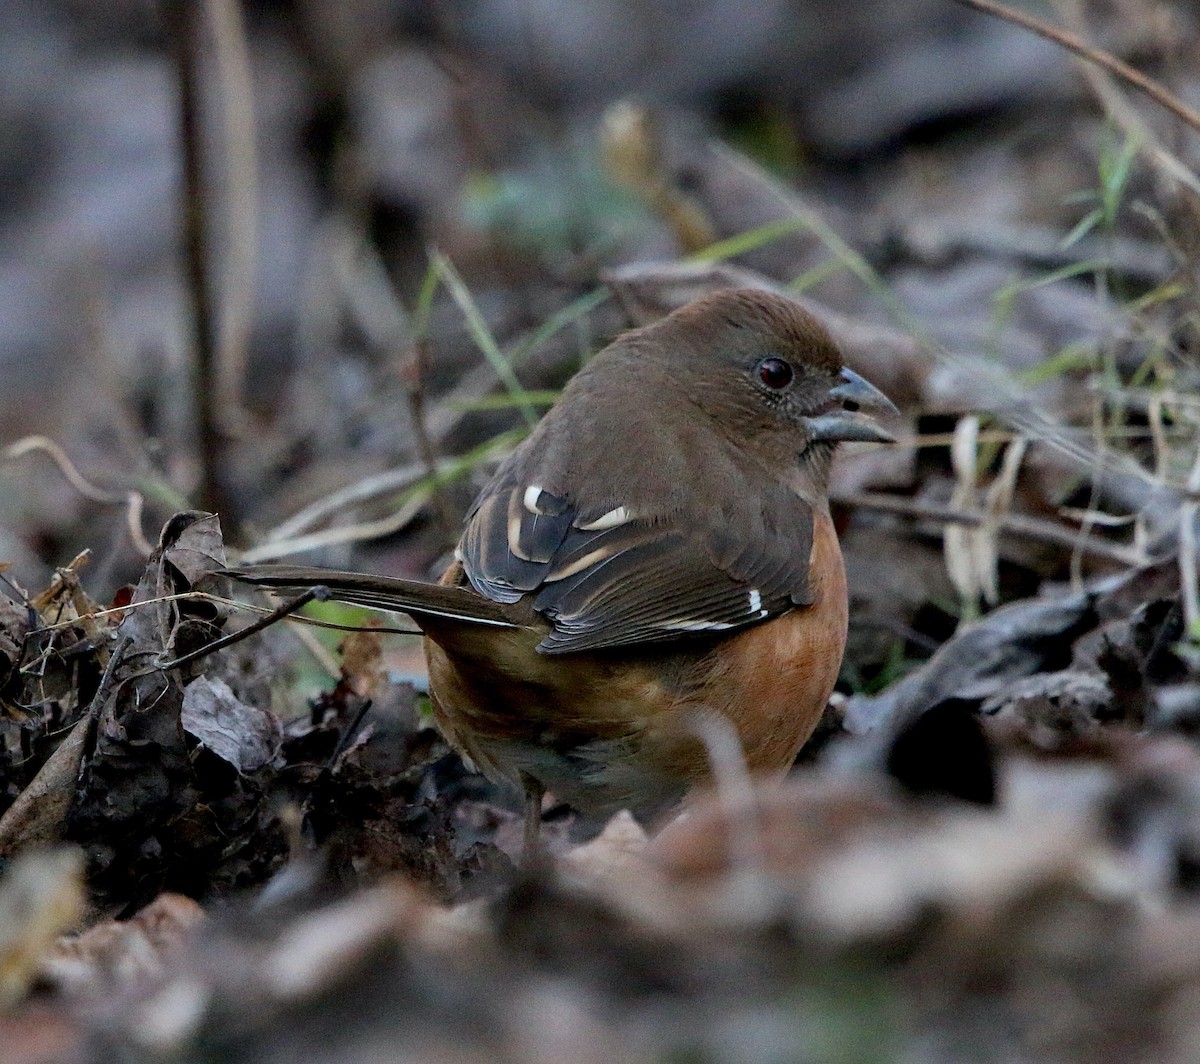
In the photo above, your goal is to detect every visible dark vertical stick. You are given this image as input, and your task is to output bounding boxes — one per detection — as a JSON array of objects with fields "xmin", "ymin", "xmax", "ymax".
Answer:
[
  {"xmin": 519, "ymin": 772, "xmax": 545, "ymax": 864},
  {"xmin": 164, "ymin": 0, "xmax": 227, "ymax": 520},
  {"xmin": 401, "ymin": 339, "xmax": 455, "ymax": 537}
]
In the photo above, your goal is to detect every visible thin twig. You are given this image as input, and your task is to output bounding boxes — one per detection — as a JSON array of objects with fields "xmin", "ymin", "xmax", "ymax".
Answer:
[
  {"xmin": 835, "ymin": 490, "xmax": 1147, "ymax": 567},
  {"xmin": 327, "ymin": 697, "xmax": 375, "ymax": 767},
  {"xmin": 157, "ymin": 586, "xmax": 329, "ymax": 671},
  {"xmin": 32, "ymin": 590, "xmax": 421, "ymax": 640},
  {"xmin": 261, "ymin": 461, "xmax": 433, "ymax": 544},
  {"xmin": 244, "ymin": 431, "xmax": 521, "ymax": 562},
  {"xmin": 164, "ymin": 0, "xmax": 227, "ymax": 519},
  {"xmin": 87, "ymin": 634, "xmax": 134, "ymax": 719},
  {"xmin": 239, "ymin": 496, "xmax": 428, "ymax": 563},
  {"xmin": 949, "ymin": 0, "xmax": 1200, "ymax": 136}
]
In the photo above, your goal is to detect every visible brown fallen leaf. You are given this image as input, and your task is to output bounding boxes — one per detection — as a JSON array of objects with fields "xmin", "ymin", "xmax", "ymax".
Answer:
[
  {"xmin": 41, "ymin": 892, "xmax": 205, "ymax": 999},
  {"xmin": 0, "ymin": 716, "xmax": 91, "ymax": 856},
  {"xmin": 339, "ymin": 625, "xmax": 385, "ymax": 701}
]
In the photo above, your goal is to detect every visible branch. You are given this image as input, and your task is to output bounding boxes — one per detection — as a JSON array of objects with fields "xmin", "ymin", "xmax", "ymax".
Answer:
[
  {"xmin": 834, "ymin": 491, "xmax": 1147, "ymax": 568},
  {"xmin": 949, "ymin": 0, "xmax": 1200, "ymax": 137}
]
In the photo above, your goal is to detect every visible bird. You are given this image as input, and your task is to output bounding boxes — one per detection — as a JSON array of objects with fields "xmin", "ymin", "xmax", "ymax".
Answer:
[{"xmin": 224, "ymin": 288, "xmax": 896, "ymax": 851}]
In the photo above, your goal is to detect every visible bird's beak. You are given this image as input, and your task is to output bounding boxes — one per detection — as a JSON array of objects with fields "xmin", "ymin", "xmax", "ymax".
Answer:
[{"xmin": 804, "ymin": 367, "xmax": 898, "ymax": 445}]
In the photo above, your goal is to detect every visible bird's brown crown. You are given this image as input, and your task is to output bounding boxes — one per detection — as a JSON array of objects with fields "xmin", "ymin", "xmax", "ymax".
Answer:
[{"xmin": 663, "ymin": 288, "xmax": 844, "ymax": 375}]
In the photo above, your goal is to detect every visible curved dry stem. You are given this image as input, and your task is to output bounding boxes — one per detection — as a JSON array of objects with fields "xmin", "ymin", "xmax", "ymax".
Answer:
[
  {"xmin": 3, "ymin": 436, "xmax": 154, "ymax": 558},
  {"xmin": 239, "ymin": 496, "xmax": 428, "ymax": 563}
]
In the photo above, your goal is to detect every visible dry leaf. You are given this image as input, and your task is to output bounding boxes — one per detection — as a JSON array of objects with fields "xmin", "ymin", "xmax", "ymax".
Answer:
[
  {"xmin": 42, "ymin": 893, "xmax": 204, "ymax": 998},
  {"xmin": 0, "ymin": 717, "xmax": 91, "ymax": 856},
  {"xmin": 339, "ymin": 626, "xmax": 385, "ymax": 701},
  {"xmin": 181, "ymin": 677, "xmax": 283, "ymax": 774}
]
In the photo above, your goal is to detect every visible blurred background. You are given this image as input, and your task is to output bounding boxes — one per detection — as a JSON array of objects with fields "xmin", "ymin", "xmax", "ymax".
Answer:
[
  {"xmin": 1, "ymin": 1, "xmax": 1192, "ymax": 561},
  {"xmin": 0, "ymin": 0, "xmax": 1197, "ymax": 693},
  {"xmin": 5, "ymin": 0, "xmax": 1199, "ymax": 688}
]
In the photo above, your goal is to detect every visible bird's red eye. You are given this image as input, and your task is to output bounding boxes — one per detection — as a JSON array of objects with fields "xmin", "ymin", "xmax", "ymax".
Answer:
[{"xmin": 757, "ymin": 357, "xmax": 793, "ymax": 389}]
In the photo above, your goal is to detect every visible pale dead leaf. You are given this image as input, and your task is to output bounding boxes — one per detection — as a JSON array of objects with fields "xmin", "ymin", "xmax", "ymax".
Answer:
[
  {"xmin": 560, "ymin": 810, "xmax": 650, "ymax": 885},
  {"xmin": 0, "ymin": 717, "xmax": 91, "ymax": 856},
  {"xmin": 181, "ymin": 677, "xmax": 282, "ymax": 773},
  {"xmin": 161, "ymin": 512, "xmax": 228, "ymax": 585}
]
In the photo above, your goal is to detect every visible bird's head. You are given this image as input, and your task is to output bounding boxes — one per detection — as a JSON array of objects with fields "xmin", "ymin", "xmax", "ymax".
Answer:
[{"xmin": 651, "ymin": 288, "xmax": 898, "ymax": 468}]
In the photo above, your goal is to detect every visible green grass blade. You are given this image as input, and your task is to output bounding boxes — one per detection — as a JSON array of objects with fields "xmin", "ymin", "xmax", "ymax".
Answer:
[
  {"xmin": 508, "ymin": 287, "xmax": 610, "ymax": 367},
  {"xmin": 685, "ymin": 217, "xmax": 810, "ymax": 264},
  {"xmin": 449, "ymin": 391, "xmax": 561, "ymax": 412},
  {"xmin": 431, "ymin": 250, "xmax": 540, "ymax": 428}
]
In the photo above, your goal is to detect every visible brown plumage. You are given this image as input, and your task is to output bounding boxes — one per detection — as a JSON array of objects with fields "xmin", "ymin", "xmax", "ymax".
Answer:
[{"xmin": 225, "ymin": 288, "xmax": 896, "ymax": 843}]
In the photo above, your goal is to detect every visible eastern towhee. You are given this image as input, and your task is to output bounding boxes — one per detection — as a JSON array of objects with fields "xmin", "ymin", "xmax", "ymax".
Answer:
[{"xmin": 225, "ymin": 289, "xmax": 897, "ymax": 846}]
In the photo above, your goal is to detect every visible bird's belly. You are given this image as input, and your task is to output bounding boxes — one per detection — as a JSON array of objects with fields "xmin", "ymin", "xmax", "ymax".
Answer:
[
  {"xmin": 424, "ymin": 630, "xmax": 690, "ymax": 815},
  {"xmin": 424, "ymin": 513, "xmax": 848, "ymax": 820}
]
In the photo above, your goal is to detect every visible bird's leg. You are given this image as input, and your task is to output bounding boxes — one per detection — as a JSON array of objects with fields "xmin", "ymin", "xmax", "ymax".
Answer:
[{"xmin": 520, "ymin": 772, "xmax": 545, "ymax": 862}]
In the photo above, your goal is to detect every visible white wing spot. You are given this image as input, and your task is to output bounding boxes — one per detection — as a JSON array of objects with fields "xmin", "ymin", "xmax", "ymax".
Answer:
[
  {"xmin": 578, "ymin": 505, "xmax": 632, "ymax": 531},
  {"xmin": 748, "ymin": 589, "xmax": 762, "ymax": 613},
  {"xmin": 523, "ymin": 484, "xmax": 545, "ymax": 514},
  {"xmin": 658, "ymin": 618, "xmax": 737, "ymax": 632},
  {"xmin": 544, "ymin": 545, "xmax": 614, "ymax": 581}
]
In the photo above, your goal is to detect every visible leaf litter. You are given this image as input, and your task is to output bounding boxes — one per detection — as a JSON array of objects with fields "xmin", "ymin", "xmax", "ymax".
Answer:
[{"xmin": 0, "ymin": 501, "xmax": 1194, "ymax": 1063}]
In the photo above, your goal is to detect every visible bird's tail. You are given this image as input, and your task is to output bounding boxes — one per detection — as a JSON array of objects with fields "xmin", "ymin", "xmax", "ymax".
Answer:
[{"xmin": 221, "ymin": 564, "xmax": 519, "ymax": 628}]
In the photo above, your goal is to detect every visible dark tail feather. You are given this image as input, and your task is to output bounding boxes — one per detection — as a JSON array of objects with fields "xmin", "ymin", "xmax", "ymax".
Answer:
[{"xmin": 221, "ymin": 564, "xmax": 519, "ymax": 628}]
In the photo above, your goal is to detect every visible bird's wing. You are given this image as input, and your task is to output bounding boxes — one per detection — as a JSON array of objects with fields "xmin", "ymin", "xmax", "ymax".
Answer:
[{"xmin": 459, "ymin": 473, "xmax": 816, "ymax": 654}]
